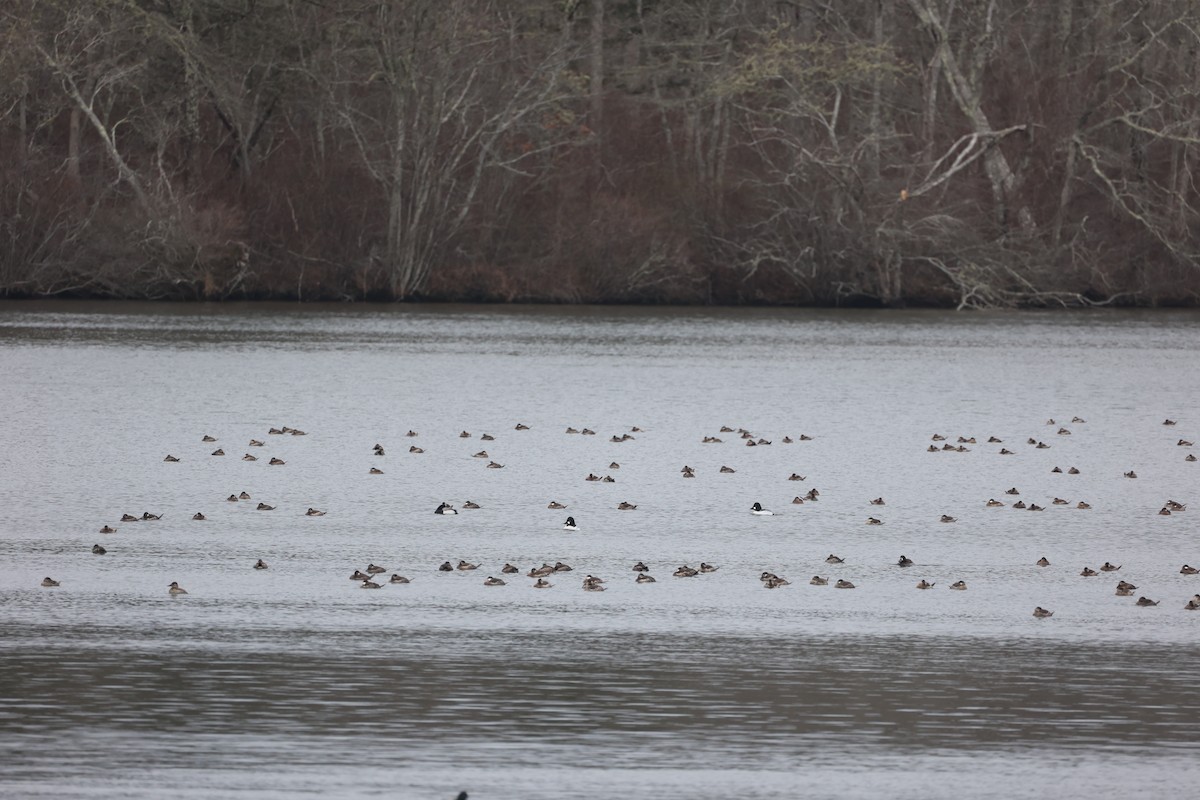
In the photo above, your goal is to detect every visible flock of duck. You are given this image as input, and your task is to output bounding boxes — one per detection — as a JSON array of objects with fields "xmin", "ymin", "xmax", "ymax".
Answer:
[{"xmin": 37, "ymin": 417, "xmax": 1197, "ymax": 617}]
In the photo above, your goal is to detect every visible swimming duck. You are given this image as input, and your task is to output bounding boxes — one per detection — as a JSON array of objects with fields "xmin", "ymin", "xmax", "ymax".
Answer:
[
  {"xmin": 366, "ymin": 564, "xmax": 387, "ymax": 574},
  {"xmin": 528, "ymin": 565, "xmax": 555, "ymax": 578},
  {"xmin": 1136, "ymin": 596, "xmax": 1159, "ymax": 606},
  {"xmin": 1166, "ymin": 500, "xmax": 1186, "ymax": 510},
  {"xmin": 792, "ymin": 497, "xmax": 804, "ymax": 504},
  {"xmin": 566, "ymin": 427, "xmax": 579, "ymax": 434},
  {"xmin": 949, "ymin": 580, "xmax": 967, "ymax": 590},
  {"xmin": 1068, "ymin": 467, "xmax": 1080, "ymax": 474},
  {"xmin": 484, "ymin": 577, "xmax": 506, "ymax": 586},
  {"xmin": 1159, "ymin": 507, "xmax": 1172, "ymax": 516},
  {"xmin": 1077, "ymin": 501, "xmax": 1091, "ymax": 509},
  {"xmin": 788, "ymin": 473, "xmax": 805, "ymax": 481},
  {"xmin": 1006, "ymin": 488, "xmax": 1020, "ymax": 495},
  {"xmin": 42, "ymin": 577, "xmax": 59, "ymax": 587},
  {"xmin": 1035, "ymin": 442, "xmax": 1050, "ymax": 449},
  {"xmin": 702, "ymin": 436, "xmax": 722, "ymax": 443},
  {"xmin": 745, "ymin": 440, "xmax": 757, "ymax": 447},
  {"xmin": 562, "ymin": 517, "xmax": 577, "ymax": 531},
  {"xmin": 1053, "ymin": 498, "xmax": 1069, "ymax": 505},
  {"xmin": 533, "ymin": 578, "xmax": 553, "ymax": 588},
  {"xmin": 139, "ymin": 512, "xmax": 160, "ymax": 521},
  {"xmin": 632, "ymin": 562, "xmax": 649, "ymax": 572},
  {"xmin": 1027, "ymin": 438, "xmax": 1037, "ymax": 445},
  {"xmin": 1181, "ymin": 565, "xmax": 1199, "ymax": 575},
  {"xmin": 438, "ymin": 562, "xmax": 454, "ymax": 572},
  {"xmin": 460, "ymin": 431, "xmax": 472, "ymax": 438},
  {"xmin": 406, "ymin": 430, "xmax": 418, "ymax": 437},
  {"xmin": 674, "ymin": 565, "xmax": 699, "ymax": 578},
  {"xmin": 389, "ymin": 574, "xmax": 410, "ymax": 584},
  {"xmin": 1186, "ymin": 600, "xmax": 1200, "ymax": 610},
  {"xmin": 202, "ymin": 435, "xmax": 216, "ymax": 442},
  {"xmin": 472, "ymin": 451, "xmax": 488, "ymax": 458},
  {"xmin": 1032, "ymin": 607, "xmax": 1054, "ymax": 618},
  {"xmin": 1028, "ymin": 504, "xmax": 1044, "ymax": 511},
  {"xmin": 986, "ymin": 499, "xmax": 1004, "ymax": 507},
  {"xmin": 269, "ymin": 428, "xmax": 284, "ymax": 435},
  {"xmin": 121, "ymin": 514, "xmax": 138, "ymax": 522},
  {"xmin": 720, "ymin": 466, "xmax": 736, "ymax": 473},
  {"xmin": 269, "ymin": 457, "xmax": 285, "ymax": 466},
  {"xmin": 583, "ymin": 574, "xmax": 605, "ymax": 585},
  {"xmin": 999, "ymin": 448, "xmax": 1014, "ymax": 454},
  {"xmin": 100, "ymin": 525, "xmax": 116, "ymax": 533},
  {"xmin": 409, "ymin": 446, "xmax": 425, "ymax": 453},
  {"xmin": 163, "ymin": 455, "xmax": 180, "ymax": 462},
  {"xmin": 1072, "ymin": 416, "xmax": 1086, "ymax": 423},
  {"xmin": 1037, "ymin": 557, "xmax": 1050, "ymax": 567},
  {"xmin": 515, "ymin": 423, "xmax": 530, "ymax": 430},
  {"xmin": 1051, "ymin": 466, "xmax": 1062, "ymax": 473},
  {"xmin": 1124, "ymin": 471, "xmax": 1137, "ymax": 479},
  {"xmin": 940, "ymin": 515, "xmax": 956, "ymax": 523},
  {"xmin": 801, "ymin": 489, "xmax": 817, "ymax": 500},
  {"xmin": 462, "ymin": 501, "xmax": 481, "ymax": 509},
  {"xmin": 242, "ymin": 453, "xmax": 258, "ymax": 461},
  {"xmin": 602, "ymin": 475, "xmax": 616, "ymax": 482},
  {"xmin": 720, "ymin": 426, "xmax": 734, "ymax": 433},
  {"xmin": 810, "ymin": 576, "xmax": 829, "ymax": 585},
  {"xmin": 92, "ymin": 544, "xmax": 106, "ymax": 555},
  {"xmin": 825, "ymin": 555, "xmax": 844, "ymax": 564},
  {"xmin": 609, "ymin": 462, "xmax": 621, "ymax": 470},
  {"xmin": 547, "ymin": 501, "xmax": 566, "ymax": 509},
  {"xmin": 1058, "ymin": 428, "xmax": 1071, "ymax": 436},
  {"xmin": 870, "ymin": 497, "xmax": 885, "ymax": 506},
  {"xmin": 581, "ymin": 429, "xmax": 596, "ymax": 435},
  {"xmin": 1013, "ymin": 501, "xmax": 1027, "ymax": 509},
  {"xmin": 257, "ymin": 503, "xmax": 274, "ymax": 511},
  {"xmin": 249, "ymin": 439, "xmax": 264, "ymax": 447},
  {"xmin": 1116, "ymin": 581, "xmax": 1137, "ymax": 591},
  {"xmin": 835, "ymin": 579, "xmax": 855, "ymax": 589},
  {"xmin": 192, "ymin": 512, "xmax": 206, "ymax": 521},
  {"xmin": 1164, "ymin": 419, "xmax": 1177, "ymax": 426},
  {"xmin": 764, "ymin": 576, "xmax": 789, "ymax": 589},
  {"xmin": 782, "ymin": 436, "xmax": 793, "ymax": 443},
  {"xmin": 1080, "ymin": 567, "xmax": 1098, "ymax": 577},
  {"xmin": 305, "ymin": 508, "xmax": 326, "ymax": 516},
  {"xmin": 554, "ymin": 562, "xmax": 573, "ymax": 573},
  {"xmin": 866, "ymin": 517, "xmax": 883, "ymax": 525},
  {"xmin": 370, "ymin": 467, "xmax": 384, "ymax": 474},
  {"xmin": 1188, "ymin": 454, "xmax": 1198, "ymax": 462},
  {"xmin": 636, "ymin": 573, "xmax": 656, "ymax": 584},
  {"xmin": 168, "ymin": 581, "xmax": 187, "ymax": 595},
  {"xmin": 457, "ymin": 561, "xmax": 478, "ymax": 571},
  {"xmin": 928, "ymin": 445, "xmax": 939, "ymax": 452},
  {"xmin": 1115, "ymin": 585, "xmax": 1135, "ymax": 596},
  {"xmin": 700, "ymin": 563, "xmax": 719, "ymax": 573},
  {"xmin": 1099, "ymin": 562, "xmax": 1121, "ymax": 572},
  {"xmin": 988, "ymin": 436, "xmax": 1002, "ymax": 443},
  {"xmin": 435, "ymin": 503, "xmax": 457, "ymax": 515},
  {"xmin": 350, "ymin": 570, "xmax": 370, "ymax": 581},
  {"xmin": 618, "ymin": 502, "xmax": 637, "ymax": 510},
  {"xmin": 239, "ymin": 491, "xmax": 251, "ymax": 499},
  {"xmin": 931, "ymin": 434, "xmax": 946, "ymax": 441},
  {"xmin": 898, "ymin": 555, "xmax": 914, "ymax": 567},
  {"xmin": 360, "ymin": 580, "xmax": 381, "ymax": 589},
  {"xmin": 958, "ymin": 436, "xmax": 976, "ymax": 444},
  {"xmin": 501, "ymin": 563, "xmax": 519, "ymax": 574},
  {"xmin": 289, "ymin": 429, "xmax": 307, "ymax": 436},
  {"xmin": 212, "ymin": 449, "xmax": 225, "ymax": 456},
  {"xmin": 254, "ymin": 559, "xmax": 268, "ymax": 570},
  {"xmin": 916, "ymin": 580, "xmax": 934, "ymax": 589},
  {"xmin": 751, "ymin": 503, "xmax": 774, "ymax": 515},
  {"xmin": 480, "ymin": 433, "xmax": 495, "ymax": 441},
  {"xmin": 585, "ymin": 474, "xmax": 601, "ymax": 482}
]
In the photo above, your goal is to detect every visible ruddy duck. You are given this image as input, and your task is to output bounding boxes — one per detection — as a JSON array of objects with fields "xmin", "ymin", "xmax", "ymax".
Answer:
[
  {"xmin": 462, "ymin": 501, "xmax": 481, "ymax": 509},
  {"xmin": 1135, "ymin": 596, "xmax": 1159, "ymax": 607},
  {"xmin": 720, "ymin": 466, "xmax": 735, "ymax": 473},
  {"xmin": 370, "ymin": 467, "xmax": 384, "ymax": 474},
  {"xmin": 480, "ymin": 434, "xmax": 495, "ymax": 441},
  {"xmin": 242, "ymin": 454, "xmax": 258, "ymax": 461},
  {"xmin": 257, "ymin": 503, "xmax": 274, "ymax": 511},
  {"xmin": 1099, "ymin": 562, "xmax": 1121, "ymax": 572},
  {"xmin": 1013, "ymin": 501, "xmax": 1027, "ymax": 509},
  {"xmin": 1080, "ymin": 567, "xmax": 1098, "ymax": 577},
  {"xmin": 239, "ymin": 491, "xmax": 251, "ymax": 500},
  {"xmin": 100, "ymin": 525, "xmax": 116, "ymax": 533},
  {"xmin": 269, "ymin": 457, "xmax": 285, "ymax": 465},
  {"xmin": 121, "ymin": 514, "xmax": 138, "ymax": 522},
  {"xmin": 940, "ymin": 515, "xmax": 956, "ymax": 523},
  {"xmin": 700, "ymin": 563, "xmax": 718, "ymax": 573},
  {"xmin": 254, "ymin": 559, "xmax": 268, "ymax": 570},
  {"xmin": 92, "ymin": 544, "xmax": 106, "ymax": 555},
  {"xmin": 360, "ymin": 580, "xmax": 381, "ymax": 589},
  {"xmin": 501, "ymin": 564, "xmax": 519, "ymax": 574},
  {"xmin": 1124, "ymin": 471, "xmax": 1137, "ymax": 479},
  {"xmin": 169, "ymin": 581, "xmax": 187, "ymax": 595},
  {"xmin": 42, "ymin": 577, "xmax": 60, "ymax": 587},
  {"xmin": 515, "ymin": 423, "xmax": 530, "ymax": 431},
  {"xmin": 484, "ymin": 577, "xmax": 506, "ymax": 586},
  {"xmin": 554, "ymin": 562, "xmax": 573, "ymax": 572},
  {"xmin": 1077, "ymin": 501, "xmax": 1091, "ymax": 509},
  {"xmin": 1006, "ymin": 488, "xmax": 1020, "ymax": 495},
  {"xmin": 1032, "ymin": 607, "xmax": 1054, "ymax": 618},
  {"xmin": 351, "ymin": 570, "xmax": 370, "ymax": 580},
  {"xmin": 306, "ymin": 508, "xmax": 326, "ymax": 516},
  {"xmin": 636, "ymin": 573, "xmax": 656, "ymax": 583},
  {"xmin": 212, "ymin": 449, "xmax": 225, "ymax": 456},
  {"xmin": 533, "ymin": 578, "xmax": 552, "ymax": 588},
  {"xmin": 898, "ymin": 555, "xmax": 914, "ymax": 567},
  {"xmin": 871, "ymin": 497, "xmax": 885, "ymax": 506},
  {"xmin": 987, "ymin": 499, "xmax": 1004, "ymax": 507},
  {"xmin": 835, "ymin": 579, "xmax": 855, "ymax": 589},
  {"xmin": 548, "ymin": 501, "xmax": 566, "ymax": 509},
  {"xmin": 409, "ymin": 446, "xmax": 424, "ymax": 453},
  {"xmin": 618, "ymin": 502, "xmax": 637, "ymax": 510},
  {"xmin": 949, "ymin": 580, "xmax": 967, "ymax": 590},
  {"xmin": 674, "ymin": 566, "xmax": 699, "ymax": 578},
  {"xmin": 810, "ymin": 576, "xmax": 828, "ymax": 585},
  {"xmin": 390, "ymin": 574, "xmax": 410, "ymax": 584},
  {"xmin": 457, "ymin": 561, "xmax": 478, "ymax": 571},
  {"xmin": 1068, "ymin": 467, "xmax": 1080, "ymax": 474},
  {"xmin": 473, "ymin": 451, "xmax": 488, "ymax": 459},
  {"xmin": 1037, "ymin": 557, "xmax": 1050, "ymax": 567},
  {"xmin": 867, "ymin": 517, "xmax": 883, "ymax": 525},
  {"xmin": 438, "ymin": 562, "xmax": 454, "ymax": 572},
  {"xmin": 825, "ymin": 555, "xmax": 844, "ymax": 564},
  {"xmin": 366, "ymin": 564, "xmax": 386, "ymax": 574},
  {"xmin": 632, "ymin": 562, "xmax": 649, "ymax": 572},
  {"xmin": 1181, "ymin": 565, "xmax": 1199, "ymax": 575},
  {"xmin": 916, "ymin": 580, "xmax": 934, "ymax": 589},
  {"xmin": 163, "ymin": 455, "xmax": 180, "ymax": 462}
]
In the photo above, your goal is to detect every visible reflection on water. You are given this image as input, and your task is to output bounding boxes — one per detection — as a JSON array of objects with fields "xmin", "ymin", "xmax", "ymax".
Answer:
[{"xmin": 1, "ymin": 302, "xmax": 1199, "ymax": 798}]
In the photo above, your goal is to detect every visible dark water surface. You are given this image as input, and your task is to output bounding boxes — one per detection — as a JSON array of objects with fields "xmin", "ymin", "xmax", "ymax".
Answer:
[{"xmin": 1, "ymin": 302, "xmax": 1198, "ymax": 798}]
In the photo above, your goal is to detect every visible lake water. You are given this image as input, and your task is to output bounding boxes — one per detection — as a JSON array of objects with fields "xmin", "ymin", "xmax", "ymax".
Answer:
[{"xmin": 0, "ymin": 301, "xmax": 1198, "ymax": 799}]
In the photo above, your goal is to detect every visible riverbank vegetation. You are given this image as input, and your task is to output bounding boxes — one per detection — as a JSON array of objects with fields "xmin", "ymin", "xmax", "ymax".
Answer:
[{"xmin": 3, "ymin": 0, "xmax": 1200, "ymax": 307}]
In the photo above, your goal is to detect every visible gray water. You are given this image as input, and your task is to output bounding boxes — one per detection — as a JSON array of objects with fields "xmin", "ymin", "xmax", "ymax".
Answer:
[{"xmin": 1, "ymin": 301, "xmax": 1198, "ymax": 799}]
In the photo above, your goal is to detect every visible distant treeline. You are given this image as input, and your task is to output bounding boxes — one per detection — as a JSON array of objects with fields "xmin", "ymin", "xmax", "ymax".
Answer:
[{"xmin": 3, "ymin": 1, "xmax": 1200, "ymax": 307}]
